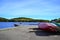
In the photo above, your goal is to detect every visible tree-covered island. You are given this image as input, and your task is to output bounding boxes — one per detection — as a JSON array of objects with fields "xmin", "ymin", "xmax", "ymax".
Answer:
[{"xmin": 0, "ymin": 17, "xmax": 60, "ymax": 23}]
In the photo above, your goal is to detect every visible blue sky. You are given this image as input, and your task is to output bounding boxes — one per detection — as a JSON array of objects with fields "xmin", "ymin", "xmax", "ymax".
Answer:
[{"xmin": 0, "ymin": 0, "xmax": 60, "ymax": 20}]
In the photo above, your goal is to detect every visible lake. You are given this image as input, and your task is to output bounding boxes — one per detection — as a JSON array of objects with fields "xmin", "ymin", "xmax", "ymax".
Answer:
[{"xmin": 0, "ymin": 22, "xmax": 39, "ymax": 29}]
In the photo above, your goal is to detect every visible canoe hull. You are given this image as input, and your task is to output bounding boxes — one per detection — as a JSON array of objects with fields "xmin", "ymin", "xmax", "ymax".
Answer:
[{"xmin": 38, "ymin": 22, "xmax": 57, "ymax": 32}]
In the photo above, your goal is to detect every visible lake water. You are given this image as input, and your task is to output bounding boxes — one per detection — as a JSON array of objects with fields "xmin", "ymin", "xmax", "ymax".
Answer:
[{"xmin": 0, "ymin": 22, "xmax": 39, "ymax": 29}]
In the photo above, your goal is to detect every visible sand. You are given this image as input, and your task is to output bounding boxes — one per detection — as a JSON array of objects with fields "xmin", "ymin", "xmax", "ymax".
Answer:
[{"xmin": 0, "ymin": 25, "xmax": 60, "ymax": 40}]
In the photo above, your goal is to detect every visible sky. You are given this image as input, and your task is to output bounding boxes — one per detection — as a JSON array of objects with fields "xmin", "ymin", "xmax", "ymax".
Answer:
[{"xmin": 0, "ymin": 0, "xmax": 60, "ymax": 20}]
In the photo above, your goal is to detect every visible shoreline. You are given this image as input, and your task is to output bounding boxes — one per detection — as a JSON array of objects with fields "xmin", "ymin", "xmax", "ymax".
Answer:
[{"xmin": 0, "ymin": 25, "xmax": 38, "ymax": 31}]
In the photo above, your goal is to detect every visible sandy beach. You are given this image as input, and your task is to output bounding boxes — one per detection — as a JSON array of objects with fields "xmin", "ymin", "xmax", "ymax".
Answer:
[{"xmin": 0, "ymin": 25, "xmax": 60, "ymax": 40}]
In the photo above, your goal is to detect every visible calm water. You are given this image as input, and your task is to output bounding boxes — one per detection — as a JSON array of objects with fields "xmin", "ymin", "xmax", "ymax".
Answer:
[{"xmin": 0, "ymin": 22, "xmax": 39, "ymax": 29}]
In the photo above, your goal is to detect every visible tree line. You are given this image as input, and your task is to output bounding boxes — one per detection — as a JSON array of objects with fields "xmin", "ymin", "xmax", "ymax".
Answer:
[
  {"xmin": 0, "ymin": 17, "xmax": 60, "ymax": 22},
  {"xmin": 51, "ymin": 18, "xmax": 60, "ymax": 23}
]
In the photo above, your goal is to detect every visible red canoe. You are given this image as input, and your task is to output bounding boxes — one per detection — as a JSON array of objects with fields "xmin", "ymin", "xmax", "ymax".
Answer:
[{"xmin": 38, "ymin": 22, "xmax": 58, "ymax": 32}]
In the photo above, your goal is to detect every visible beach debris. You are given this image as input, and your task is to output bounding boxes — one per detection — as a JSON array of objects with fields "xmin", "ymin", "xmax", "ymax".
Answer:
[{"xmin": 14, "ymin": 24, "xmax": 19, "ymax": 27}]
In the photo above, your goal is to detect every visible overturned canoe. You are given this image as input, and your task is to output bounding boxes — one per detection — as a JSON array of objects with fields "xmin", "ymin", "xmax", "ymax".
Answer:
[{"xmin": 38, "ymin": 22, "xmax": 60, "ymax": 32}]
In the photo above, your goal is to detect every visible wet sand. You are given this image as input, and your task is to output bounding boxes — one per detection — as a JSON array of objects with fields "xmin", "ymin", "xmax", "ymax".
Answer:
[{"xmin": 0, "ymin": 25, "xmax": 60, "ymax": 40}]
